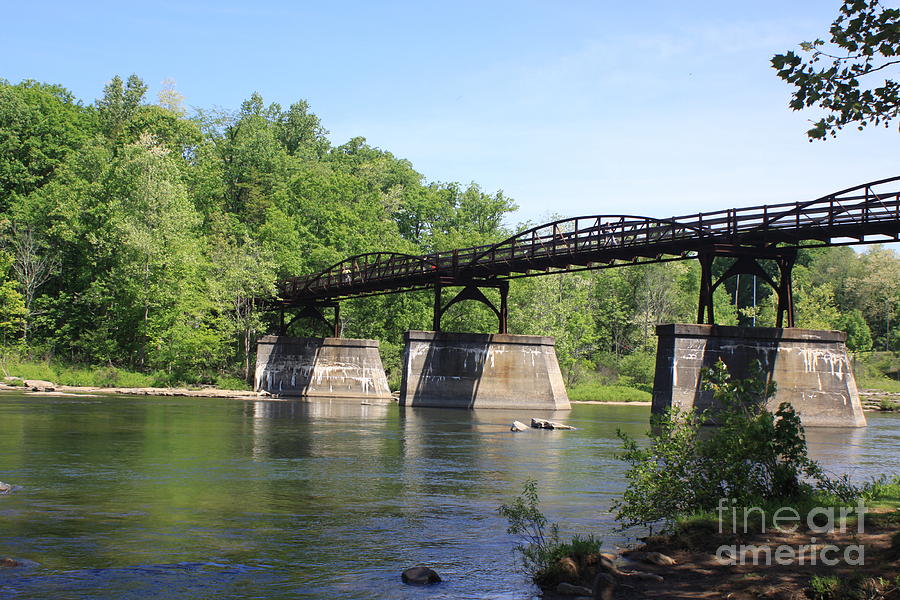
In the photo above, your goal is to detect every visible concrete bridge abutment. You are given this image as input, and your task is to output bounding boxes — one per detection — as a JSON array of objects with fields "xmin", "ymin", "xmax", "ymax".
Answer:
[
  {"xmin": 255, "ymin": 335, "xmax": 393, "ymax": 401},
  {"xmin": 400, "ymin": 330, "xmax": 570, "ymax": 410},
  {"xmin": 652, "ymin": 324, "xmax": 866, "ymax": 427}
]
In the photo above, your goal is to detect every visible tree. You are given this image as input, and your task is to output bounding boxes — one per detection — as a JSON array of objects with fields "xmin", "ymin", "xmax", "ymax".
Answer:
[
  {"xmin": 96, "ymin": 74, "xmax": 147, "ymax": 140},
  {"xmin": 7, "ymin": 225, "xmax": 56, "ymax": 341},
  {"xmin": 772, "ymin": 0, "xmax": 900, "ymax": 139},
  {"xmin": 0, "ymin": 80, "xmax": 88, "ymax": 211},
  {"xmin": 847, "ymin": 246, "xmax": 900, "ymax": 350},
  {"xmin": 0, "ymin": 250, "xmax": 26, "ymax": 342},
  {"xmin": 838, "ymin": 309, "xmax": 874, "ymax": 352}
]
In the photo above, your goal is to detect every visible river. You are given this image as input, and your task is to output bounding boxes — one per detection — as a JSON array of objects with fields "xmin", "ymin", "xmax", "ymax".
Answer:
[{"xmin": 0, "ymin": 393, "xmax": 897, "ymax": 599}]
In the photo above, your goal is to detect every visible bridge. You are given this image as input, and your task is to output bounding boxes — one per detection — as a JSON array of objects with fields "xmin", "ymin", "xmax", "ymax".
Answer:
[
  {"xmin": 257, "ymin": 176, "xmax": 900, "ymax": 426},
  {"xmin": 273, "ymin": 175, "xmax": 900, "ymax": 333}
]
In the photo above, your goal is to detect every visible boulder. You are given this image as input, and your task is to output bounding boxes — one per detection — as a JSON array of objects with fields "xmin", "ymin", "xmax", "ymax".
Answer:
[
  {"xmin": 556, "ymin": 582, "xmax": 593, "ymax": 596},
  {"xmin": 24, "ymin": 380, "xmax": 55, "ymax": 392},
  {"xmin": 401, "ymin": 566, "xmax": 441, "ymax": 585},
  {"xmin": 530, "ymin": 418, "xmax": 576, "ymax": 430},
  {"xmin": 510, "ymin": 420, "xmax": 528, "ymax": 432}
]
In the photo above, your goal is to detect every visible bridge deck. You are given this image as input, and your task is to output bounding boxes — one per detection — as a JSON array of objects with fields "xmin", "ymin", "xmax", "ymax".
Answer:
[{"xmin": 274, "ymin": 176, "xmax": 900, "ymax": 307}]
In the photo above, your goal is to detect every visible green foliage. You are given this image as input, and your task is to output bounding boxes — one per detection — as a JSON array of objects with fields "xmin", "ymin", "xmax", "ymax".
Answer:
[
  {"xmin": 0, "ymin": 74, "xmax": 897, "ymax": 387},
  {"xmin": 618, "ymin": 351, "xmax": 656, "ymax": 391},
  {"xmin": 840, "ymin": 309, "xmax": 874, "ymax": 351},
  {"xmin": 615, "ymin": 360, "xmax": 842, "ymax": 528},
  {"xmin": 498, "ymin": 480, "xmax": 602, "ymax": 586},
  {"xmin": 855, "ymin": 351, "xmax": 900, "ymax": 391},
  {"xmin": 808, "ymin": 574, "xmax": 900, "ymax": 600},
  {"xmin": 864, "ymin": 474, "xmax": 900, "ymax": 508},
  {"xmin": 772, "ymin": 0, "xmax": 900, "ymax": 140},
  {"xmin": 54, "ymin": 367, "xmax": 154, "ymax": 388},
  {"xmin": 0, "ymin": 250, "xmax": 26, "ymax": 340},
  {"xmin": 214, "ymin": 374, "xmax": 250, "ymax": 391},
  {"xmin": 566, "ymin": 383, "xmax": 650, "ymax": 402},
  {"xmin": 0, "ymin": 353, "xmax": 55, "ymax": 381}
]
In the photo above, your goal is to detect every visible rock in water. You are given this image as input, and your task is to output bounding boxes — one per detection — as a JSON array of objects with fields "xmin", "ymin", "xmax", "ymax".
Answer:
[
  {"xmin": 401, "ymin": 566, "xmax": 441, "ymax": 585},
  {"xmin": 510, "ymin": 420, "xmax": 528, "ymax": 432},
  {"xmin": 530, "ymin": 418, "xmax": 576, "ymax": 430},
  {"xmin": 24, "ymin": 379, "xmax": 55, "ymax": 391}
]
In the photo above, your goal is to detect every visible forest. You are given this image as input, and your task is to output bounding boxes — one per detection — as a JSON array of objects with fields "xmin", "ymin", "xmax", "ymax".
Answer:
[{"xmin": 0, "ymin": 75, "xmax": 898, "ymax": 393}]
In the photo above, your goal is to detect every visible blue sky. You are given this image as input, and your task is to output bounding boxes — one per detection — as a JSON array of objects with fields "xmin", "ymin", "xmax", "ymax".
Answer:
[{"xmin": 4, "ymin": 1, "xmax": 898, "ymax": 226}]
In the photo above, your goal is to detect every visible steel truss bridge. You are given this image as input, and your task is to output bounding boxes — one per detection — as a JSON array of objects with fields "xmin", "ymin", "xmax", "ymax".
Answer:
[{"xmin": 271, "ymin": 176, "xmax": 900, "ymax": 335}]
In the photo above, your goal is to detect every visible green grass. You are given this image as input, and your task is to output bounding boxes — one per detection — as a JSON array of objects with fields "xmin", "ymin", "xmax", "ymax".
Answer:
[
  {"xmin": 567, "ymin": 382, "xmax": 651, "ymax": 402},
  {"xmin": 214, "ymin": 374, "xmax": 251, "ymax": 391},
  {"xmin": 0, "ymin": 351, "xmax": 248, "ymax": 390},
  {"xmin": 858, "ymin": 376, "xmax": 900, "ymax": 393},
  {"xmin": 0, "ymin": 356, "xmax": 57, "ymax": 381},
  {"xmin": 53, "ymin": 366, "xmax": 155, "ymax": 388},
  {"xmin": 866, "ymin": 475, "xmax": 900, "ymax": 510},
  {"xmin": 879, "ymin": 398, "xmax": 899, "ymax": 411}
]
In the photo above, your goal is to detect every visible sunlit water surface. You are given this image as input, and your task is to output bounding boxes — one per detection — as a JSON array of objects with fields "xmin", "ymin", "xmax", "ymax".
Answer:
[{"xmin": 0, "ymin": 393, "xmax": 897, "ymax": 599}]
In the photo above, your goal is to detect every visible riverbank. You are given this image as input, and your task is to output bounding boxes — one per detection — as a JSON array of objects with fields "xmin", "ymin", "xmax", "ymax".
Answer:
[
  {"xmin": 604, "ymin": 507, "xmax": 900, "ymax": 600},
  {"xmin": 0, "ymin": 380, "xmax": 261, "ymax": 400}
]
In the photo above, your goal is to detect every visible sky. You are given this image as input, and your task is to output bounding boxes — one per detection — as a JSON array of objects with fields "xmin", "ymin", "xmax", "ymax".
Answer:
[{"xmin": 3, "ymin": 0, "xmax": 899, "ymax": 228}]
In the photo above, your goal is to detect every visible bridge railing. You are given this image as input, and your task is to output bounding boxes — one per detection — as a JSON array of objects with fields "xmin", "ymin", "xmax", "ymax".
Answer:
[{"xmin": 277, "ymin": 176, "xmax": 900, "ymax": 302}]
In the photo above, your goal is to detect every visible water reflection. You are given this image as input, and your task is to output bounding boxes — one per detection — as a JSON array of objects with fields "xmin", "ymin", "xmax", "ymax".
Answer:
[{"xmin": 0, "ymin": 392, "xmax": 896, "ymax": 600}]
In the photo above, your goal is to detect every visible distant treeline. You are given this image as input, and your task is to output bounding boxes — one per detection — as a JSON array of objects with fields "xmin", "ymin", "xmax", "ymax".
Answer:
[{"xmin": 0, "ymin": 75, "xmax": 897, "ymax": 386}]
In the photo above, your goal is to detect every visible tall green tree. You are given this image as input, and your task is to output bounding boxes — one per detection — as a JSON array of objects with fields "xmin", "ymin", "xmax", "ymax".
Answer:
[{"xmin": 0, "ymin": 80, "xmax": 88, "ymax": 211}]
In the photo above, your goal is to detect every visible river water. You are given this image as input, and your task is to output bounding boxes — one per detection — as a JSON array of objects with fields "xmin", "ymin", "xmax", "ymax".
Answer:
[{"xmin": 0, "ymin": 393, "xmax": 897, "ymax": 599}]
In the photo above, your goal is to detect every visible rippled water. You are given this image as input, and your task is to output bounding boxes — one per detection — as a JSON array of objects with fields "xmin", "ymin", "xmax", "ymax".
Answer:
[{"xmin": 0, "ymin": 393, "xmax": 897, "ymax": 599}]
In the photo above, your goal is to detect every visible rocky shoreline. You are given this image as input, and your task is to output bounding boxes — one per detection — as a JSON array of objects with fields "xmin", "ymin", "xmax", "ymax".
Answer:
[
  {"xmin": 0, "ymin": 378, "xmax": 262, "ymax": 400},
  {"xmin": 539, "ymin": 510, "xmax": 900, "ymax": 599}
]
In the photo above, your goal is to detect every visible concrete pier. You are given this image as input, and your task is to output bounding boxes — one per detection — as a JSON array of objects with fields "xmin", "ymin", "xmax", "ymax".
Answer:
[
  {"xmin": 255, "ymin": 335, "xmax": 392, "ymax": 401},
  {"xmin": 653, "ymin": 324, "xmax": 866, "ymax": 427},
  {"xmin": 400, "ymin": 330, "xmax": 570, "ymax": 410}
]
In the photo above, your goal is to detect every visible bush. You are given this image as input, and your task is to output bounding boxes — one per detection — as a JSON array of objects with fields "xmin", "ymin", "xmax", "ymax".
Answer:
[
  {"xmin": 215, "ymin": 374, "xmax": 250, "ymax": 390},
  {"xmin": 808, "ymin": 574, "xmax": 900, "ymax": 600},
  {"xmin": 615, "ymin": 359, "xmax": 852, "ymax": 529},
  {"xmin": 618, "ymin": 351, "xmax": 655, "ymax": 391},
  {"xmin": 498, "ymin": 480, "xmax": 603, "ymax": 587}
]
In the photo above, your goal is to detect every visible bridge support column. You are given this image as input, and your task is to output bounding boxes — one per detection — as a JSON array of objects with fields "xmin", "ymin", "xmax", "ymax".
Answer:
[
  {"xmin": 652, "ymin": 324, "xmax": 866, "ymax": 427},
  {"xmin": 255, "ymin": 335, "xmax": 392, "ymax": 401},
  {"xmin": 400, "ymin": 330, "xmax": 570, "ymax": 410}
]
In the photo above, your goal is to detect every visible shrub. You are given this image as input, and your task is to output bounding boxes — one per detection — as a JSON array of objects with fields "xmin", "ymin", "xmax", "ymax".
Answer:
[
  {"xmin": 808, "ymin": 574, "xmax": 900, "ymax": 600},
  {"xmin": 215, "ymin": 374, "xmax": 250, "ymax": 390},
  {"xmin": 618, "ymin": 351, "xmax": 655, "ymax": 391},
  {"xmin": 615, "ymin": 359, "xmax": 850, "ymax": 529},
  {"xmin": 498, "ymin": 480, "xmax": 602, "ymax": 587}
]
